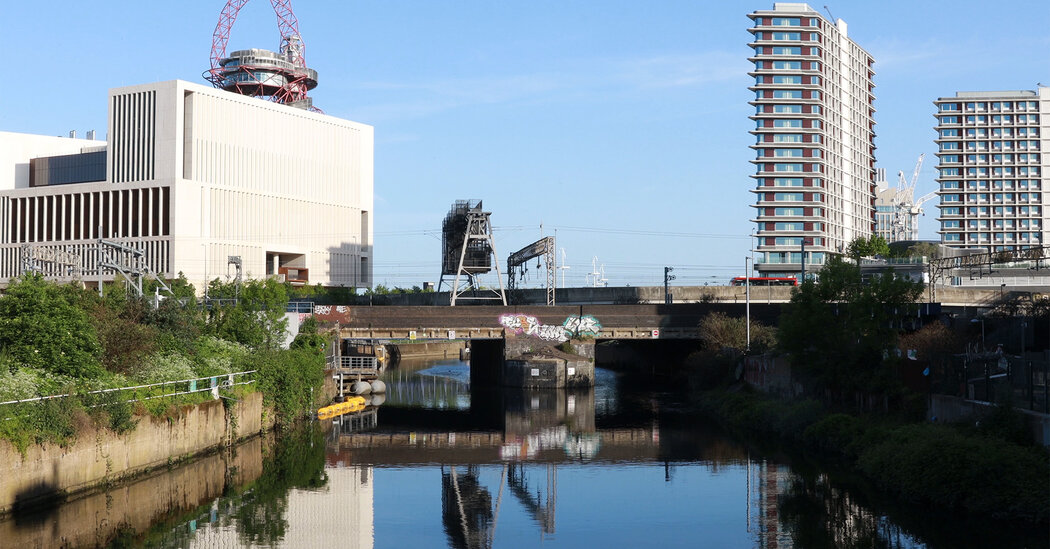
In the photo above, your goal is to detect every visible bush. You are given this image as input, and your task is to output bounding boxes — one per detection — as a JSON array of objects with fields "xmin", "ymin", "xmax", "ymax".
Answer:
[
  {"xmin": 192, "ymin": 336, "xmax": 249, "ymax": 377},
  {"xmin": 134, "ymin": 353, "xmax": 196, "ymax": 384},
  {"xmin": 251, "ymin": 349, "xmax": 326, "ymax": 428}
]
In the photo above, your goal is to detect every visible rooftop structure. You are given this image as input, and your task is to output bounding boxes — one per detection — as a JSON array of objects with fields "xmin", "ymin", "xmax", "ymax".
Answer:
[
  {"xmin": 205, "ymin": 0, "xmax": 320, "ymax": 111},
  {"xmin": 748, "ymin": 3, "xmax": 877, "ymax": 279}
]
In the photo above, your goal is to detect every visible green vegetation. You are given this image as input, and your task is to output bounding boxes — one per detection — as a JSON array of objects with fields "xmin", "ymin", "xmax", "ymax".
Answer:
[
  {"xmin": 846, "ymin": 234, "xmax": 890, "ymax": 259},
  {"xmin": 703, "ymin": 389, "xmax": 1050, "ymax": 523},
  {"xmin": 777, "ymin": 255, "xmax": 924, "ymax": 410},
  {"xmin": 0, "ymin": 274, "xmax": 329, "ymax": 451}
]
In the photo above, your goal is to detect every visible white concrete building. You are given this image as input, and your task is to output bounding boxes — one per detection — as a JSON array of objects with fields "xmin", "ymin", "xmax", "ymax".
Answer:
[
  {"xmin": 748, "ymin": 3, "xmax": 877, "ymax": 278},
  {"xmin": 0, "ymin": 79, "xmax": 373, "ymax": 289}
]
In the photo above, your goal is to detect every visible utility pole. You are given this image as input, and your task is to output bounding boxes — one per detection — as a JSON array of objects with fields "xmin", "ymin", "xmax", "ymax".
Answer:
[
  {"xmin": 800, "ymin": 238, "xmax": 807, "ymax": 283},
  {"xmin": 663, "ymin": 266, "xmax": 675, "ymax": 304},
  {"xmin": 745, "ymin": 257, "xmax": 751, "ymax": 352}
]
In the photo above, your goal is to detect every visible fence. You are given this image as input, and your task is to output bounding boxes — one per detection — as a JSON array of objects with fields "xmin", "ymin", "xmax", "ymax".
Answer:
[
  {"xmin": 929, "ymin": 355, "xmax": 1049, "ymax": 413},
  {"xmin": 0, "ymin": 370, "xmax": 257, "ymax": 411}
]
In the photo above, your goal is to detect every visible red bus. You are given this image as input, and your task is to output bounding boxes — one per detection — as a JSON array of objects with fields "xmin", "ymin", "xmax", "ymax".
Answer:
[{"xmin": 730, "ymin": 277, "xmax": 798, "ymax": 287}]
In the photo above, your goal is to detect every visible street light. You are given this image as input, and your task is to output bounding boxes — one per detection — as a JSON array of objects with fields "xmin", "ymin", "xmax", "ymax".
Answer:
[
  {"xmin": 745, "ymin": 257, "xmax": 752, "ymax": 352},
  {"xmin": 971, "ymin": 317, "xmax": 985, "ymax": 352}
]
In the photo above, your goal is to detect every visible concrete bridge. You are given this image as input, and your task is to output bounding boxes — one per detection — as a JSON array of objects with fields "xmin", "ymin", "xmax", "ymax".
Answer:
[{"xmin": 314, "ymin": 303, "xmax": 784, "ymax": 341}]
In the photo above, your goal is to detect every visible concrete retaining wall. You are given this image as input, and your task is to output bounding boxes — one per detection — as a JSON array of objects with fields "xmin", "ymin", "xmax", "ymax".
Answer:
[
  {"xmin": 0, "ymin": 391, "xmax": 268, "ymax": 515},
  {"xmin": 928, "ymin": 394, "xmax": 1050, "ymax": 446},
  {"xmin": 392, "ymin": 340, "xmax": 466, "ymax": 360}
]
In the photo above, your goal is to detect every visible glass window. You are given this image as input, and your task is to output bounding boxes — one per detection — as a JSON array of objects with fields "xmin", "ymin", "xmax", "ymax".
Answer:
[
  {"xmin": 773, "ymin": 134, "xmax": 803, "ymax": 143},
  {"xmin": 772, "ymin": 61, "xmax": 802, "ymax": 70},
  {"xmin": 771, "ymin": 46, "xmax": 802, "ymax": 55},
  {"xmin": 775, "ymin": 193, "xmax": 804, "ymax": 201},
  {"xmin": 773, "ymin": 90, "xmax": 802, "ymax": 98},
  {"xmin": 940, "ymin": 116, "xmax": 959, "ymax": 124},
  {"xmin": 774, "ymin": 119, "xmax": 802, "ymax": 128},
  {"xmin": 940, "ymin": 129, "xmax": 959, "ymax": 137},
  {"xmin": 774, "ymin": 163, "xmax": 804, "ymax": 172},
  {"xmin": 771, "ymin": 32, "xmax": 801, "ymax": 40},
  {"xmin": 775, "ymin": 237, "xmax": 803, "ymax": 245},
  {"xmin": 940, "ymin": 103, "xmax": 959, "ymax": 112},
  {"xmin": 774, "ymin": 149, "xmax": 803, "ymax": 157},
  {"xmin": 773, "ymin": 178, "xmax": 804, "ymax": 186},
  {"xmin": 772, "ymin": 17, "xmax": 801, "ymax": 26},
  {"xmin": 774, "ymin": 104, "xmax": 803, "ymax": 113},
  {"xmin": 772, "ymin": 75, "xmax": 802, "ymax": 84},
  {"xmin": 774, "ymin": 222, "xmax": 804, "ymax": 231}
]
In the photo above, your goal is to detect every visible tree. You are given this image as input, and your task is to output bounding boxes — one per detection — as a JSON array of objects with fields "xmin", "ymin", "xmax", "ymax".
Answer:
[
  {"xmin": 206, "ymin": 278, "xmax": 289, "ymax": 350},
  {"xmin": 698, "ymin": 312, "xmax": 777, "ymax": 354},
  {"xmin": 0, "ymin": 274, "xmax": 104, "ymax": 378},
  {"xmin": 778, "ymin": 255, "xmax": 924, "ymax": 406},
  {"xmin": 905, "ymin": 242, "xmax": 941, "ymax": 260},
  {"xmin": 846, "ymin": 235, "xmax": 890, "ymax": 259}
]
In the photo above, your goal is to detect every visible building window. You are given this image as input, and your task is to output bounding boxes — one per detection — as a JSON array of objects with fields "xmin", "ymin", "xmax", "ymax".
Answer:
[
  {"xmin": 771, "ymin": 17, "xmax": 801, "ymax": 26},
  {"xmin": 775, "ymin": 193, "xmax": 804, "ymax": 201},
  {"xmin": 774, "ymin": 163, "xmax": 804, "ymax": 172},
  {"xmin": 774, "ymin": 104, "xmax": 802, "ymax": 113},
  {"xmin": 773, "ymin": 134, "xmax": 803, "ymax": 143},
  {"xmin": 771, "ymin": 32, "xmax": 801, "ymax": 40},
  {"xmin": 940, "ymin": 103, "xmax": 960, "ymax": 112},
  {"xmin": 772, "ymin": 61, "xmax": 802, "ymax": 70},
  {"xmin": 773, "ymin": 89, "xmax": 802, "ymax": 98},
  {"xmin": 772, "ymin": 75, "xmax": 802, "ymax": 84},
  {"xmin": 774, "ymin": 119, "xmax": 802, "ymax": 128},
  {"xmin": 773, "ymin": 178, "xmax": 804, "ymax": 187},
  {"xmin": 771, "ymin": 46, "xmax": 801, "ymax": 55},
  {"xmin": 774, "ymin": 149, "xmax": 803, "ymax": 157}
]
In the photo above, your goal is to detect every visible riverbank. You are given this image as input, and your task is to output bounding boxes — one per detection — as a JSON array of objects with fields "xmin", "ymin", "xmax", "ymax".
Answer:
[
  {"xmin": 694, "ymin": 387, "xmax": 1050, "ymax": 527},
  {"xmin": 0, "ymin": 392, "xmax": 270, "ymax": 515}
]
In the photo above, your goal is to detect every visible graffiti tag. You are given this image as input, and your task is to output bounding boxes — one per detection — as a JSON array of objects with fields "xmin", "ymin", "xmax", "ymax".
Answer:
[
  {"xmin": 562, "ymin": 315, "xmax": 601, "ymax": 337},
  {"xmin": 498, "ymin": 313, "xmax": 603, "ymax": 341}
]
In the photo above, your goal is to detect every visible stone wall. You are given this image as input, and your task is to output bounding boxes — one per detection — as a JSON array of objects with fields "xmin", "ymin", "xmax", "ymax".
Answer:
[{"xmin": 0, "ymin": 391, "xmax": 268, "ymax": 514}]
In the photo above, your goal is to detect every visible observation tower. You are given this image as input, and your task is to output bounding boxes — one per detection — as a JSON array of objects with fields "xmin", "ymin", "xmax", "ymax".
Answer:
[{"xmin": 204, "ymin": 0, "xmax": 320, "ymax": 111}]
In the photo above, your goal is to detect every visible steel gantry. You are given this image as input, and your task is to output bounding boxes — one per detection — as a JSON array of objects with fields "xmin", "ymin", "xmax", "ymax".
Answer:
[{"xmin": 507, "ymin": 236, "xmax": 556, "ymax": 306}]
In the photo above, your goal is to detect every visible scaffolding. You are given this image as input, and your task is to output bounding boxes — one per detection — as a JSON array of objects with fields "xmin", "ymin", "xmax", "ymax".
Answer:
[{"xmin": 438, "ymin": 200, "xmax": 506, "ymax": 306}]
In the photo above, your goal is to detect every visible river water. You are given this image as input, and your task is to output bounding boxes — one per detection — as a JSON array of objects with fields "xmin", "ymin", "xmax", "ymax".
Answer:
[{"xmin": 1, "ymin": 359, "xmax": 1044, "ymax": 548}]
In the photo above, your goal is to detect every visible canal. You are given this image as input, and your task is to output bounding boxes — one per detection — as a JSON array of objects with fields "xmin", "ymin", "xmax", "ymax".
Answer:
[{"xmin": 1, "ymin": 358, "xmax": 1044, "ymax": 548}]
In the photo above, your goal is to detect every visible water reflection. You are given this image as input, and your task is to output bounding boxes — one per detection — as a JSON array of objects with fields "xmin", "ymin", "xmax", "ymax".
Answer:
[{"xmin": 1, "ymin": 358, "xmax": 1040, "ymax": 548}]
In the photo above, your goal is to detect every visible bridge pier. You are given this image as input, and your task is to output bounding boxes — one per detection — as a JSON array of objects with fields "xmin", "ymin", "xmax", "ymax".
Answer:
[{"xmin": 469, "ymin": 338, "xmax": 595, "ymax": 388}]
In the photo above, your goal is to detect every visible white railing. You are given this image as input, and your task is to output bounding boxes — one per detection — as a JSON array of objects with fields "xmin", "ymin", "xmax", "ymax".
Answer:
[
  {"xmin": 0, "ymin": 370, "xmax": 257, "ymax": 407},
  {"xmin": 328, "ymin": 356, "xmax": 378, "ymax": 373}
]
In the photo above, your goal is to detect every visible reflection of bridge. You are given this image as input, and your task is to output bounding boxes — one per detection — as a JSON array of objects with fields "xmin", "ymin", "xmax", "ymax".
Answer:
[{"xmin": 327, "ymin": 428, "xmax": 658, "ymax": 465}]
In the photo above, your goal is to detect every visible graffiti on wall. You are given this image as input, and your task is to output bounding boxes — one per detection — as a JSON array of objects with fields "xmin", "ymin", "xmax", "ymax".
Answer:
[
  {"xmin": 562, "ymin": 315, "xmax": 601, "ymax": 337},
  {"xmin": 313, "ymin": 305, "xmax": 353, "ymax": 323},
  {"xmin": 499, "ymin": 313, "xmax": 603, "ymax": 341}
]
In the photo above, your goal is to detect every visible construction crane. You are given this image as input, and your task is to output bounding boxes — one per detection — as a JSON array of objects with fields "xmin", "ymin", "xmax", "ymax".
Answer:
[{"xmin": 890, "ymin": 154, "xmax": 925, "ymax": 242}]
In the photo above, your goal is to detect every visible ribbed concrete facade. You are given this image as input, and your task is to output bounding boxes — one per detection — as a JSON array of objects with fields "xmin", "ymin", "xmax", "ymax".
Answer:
[
  {"xmin": 748, "ymin": 3, "xmax": 876, "ymax": 278},
  {"xmin": 0, "ymin": 79, "xmax": 373, "ymax": 289},
  {"xmin": 933, "ymin": 88, "xmax": 1048, "ymax": 252}
]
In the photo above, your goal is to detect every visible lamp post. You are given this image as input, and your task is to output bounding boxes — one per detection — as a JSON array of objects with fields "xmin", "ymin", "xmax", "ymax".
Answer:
[
  {"xmin": 971, "ymin": 317, "xmax": 985, "ymax": 352},
  {"xmin": 745, "ymin": 257, "xmax": 752, "ymax": 352}
]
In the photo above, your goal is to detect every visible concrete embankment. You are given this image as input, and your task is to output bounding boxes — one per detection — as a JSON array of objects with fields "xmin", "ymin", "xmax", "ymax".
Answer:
[
  {"xmin": 391, "ymin": 340, "xmax": 466, "ymax": 360},
  {"xmin": 0, "ymin": 434, "xmax": 269, "ymax": 548},
  {"xmin": 0, "ymin": 391, "xmax": 269, "ymax": 515}
]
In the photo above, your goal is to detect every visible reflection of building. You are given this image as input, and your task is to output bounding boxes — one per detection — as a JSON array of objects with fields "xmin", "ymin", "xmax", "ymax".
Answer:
[
  {"xmin": 283, "ymin": 467, "xmax": 375, "ymax": 548},
  {"xmin": 748, "ymin": 3, "xmax": 876, "ymax": 277},
  {"xmin": 747, "ymin": 460, "xmax": 793, "ymax": 549},
  {"xmin": 0, "ymin": 79, "xmax": 373, "ymax": 289}
]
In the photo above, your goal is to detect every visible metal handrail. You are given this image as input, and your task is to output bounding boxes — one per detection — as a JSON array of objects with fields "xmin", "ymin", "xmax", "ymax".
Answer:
[{"xmin": 0, "ymin": 370, "xmax": 258, "ymax": 407}]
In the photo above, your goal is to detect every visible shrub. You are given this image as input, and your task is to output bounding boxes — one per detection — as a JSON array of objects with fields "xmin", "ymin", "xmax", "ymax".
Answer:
[
  {"xmin": 251, "ymin": 349, "xmax": 326, "ymax": 428},
  {"xmin": 134, "ymin": 352, "xmax": 196, "ymax": 384}
]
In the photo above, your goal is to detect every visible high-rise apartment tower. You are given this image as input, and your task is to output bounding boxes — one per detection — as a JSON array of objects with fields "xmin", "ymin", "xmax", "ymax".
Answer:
[
  {"xmin": 748, "ymin": 3, "xmax": 876, "ymax": 278},
  {"xmin": 933, "ymin": 88, "xmax": 1048, "ymax": 252}
]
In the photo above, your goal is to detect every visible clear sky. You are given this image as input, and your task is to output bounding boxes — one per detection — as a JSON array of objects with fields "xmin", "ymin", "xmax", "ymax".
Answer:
[{"xmin": 5, "ymin": 1, "xmax": 1048, "ymax": 289}]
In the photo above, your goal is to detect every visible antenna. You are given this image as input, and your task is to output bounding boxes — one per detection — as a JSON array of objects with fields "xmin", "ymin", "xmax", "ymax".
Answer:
[
  {"xmin": 558, "ymin": 248, "xmax": 570, "ymax": 288},
  {"xmin": 823, "ymin": 5, "xmax": 836, "ymax": 21}
]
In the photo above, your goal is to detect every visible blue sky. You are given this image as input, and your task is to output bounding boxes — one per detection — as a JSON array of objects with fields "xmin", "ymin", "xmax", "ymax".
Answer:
[{"xmin": 5, "ymin": 1, "xmax": 1049, "ymax": 289}]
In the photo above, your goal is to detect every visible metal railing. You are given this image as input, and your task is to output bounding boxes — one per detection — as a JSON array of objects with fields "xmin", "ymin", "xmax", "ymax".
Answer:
[
  {"xmin": 0, "ymin": 370, "xmax": 257, "ymax": 408},
  {"xmin": 329, "ymin": 356, "xmax": 380, "ymax": 373}
]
